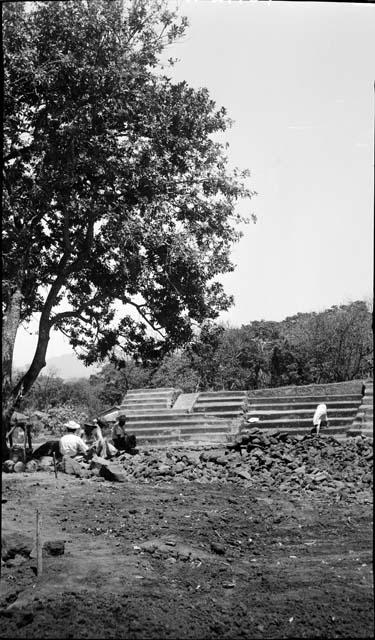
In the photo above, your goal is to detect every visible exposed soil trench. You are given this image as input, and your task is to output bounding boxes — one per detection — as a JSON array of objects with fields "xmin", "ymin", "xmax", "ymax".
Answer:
[{"xmin": 0, "ymin": 472, "xmax": 373, "ymax": 639}]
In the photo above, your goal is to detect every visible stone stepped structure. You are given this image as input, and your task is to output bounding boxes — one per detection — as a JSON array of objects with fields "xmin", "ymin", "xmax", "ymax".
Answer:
[
  {"xmin": 99, "ymin": 388, "xmax": 236, "ymax": 446},
  {"xmin": 193, "ymin": 391, "xmax": 247, "ymax": 419},
  {"xmin": 347, "ymin": 379, "xmax": 373, "ymax": 438},
  {"xmin": 245, "ymin": 393, "xmax": 363, "ymax": 438},
  {"xmin": 99, "ymin": 384, "xmax": 369, "ymax": 446}
]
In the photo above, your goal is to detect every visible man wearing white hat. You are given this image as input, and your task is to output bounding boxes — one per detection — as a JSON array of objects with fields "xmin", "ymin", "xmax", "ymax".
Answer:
[{"xmin": 59, "ymin": 420, "xmax": 89, "ymax": 459}]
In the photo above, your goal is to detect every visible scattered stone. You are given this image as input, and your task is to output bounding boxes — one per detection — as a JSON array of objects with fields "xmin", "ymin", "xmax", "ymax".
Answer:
[
  {"xmin": 210, "ymin": 542, "xmax": 226, "ymax": 555},
  {"xmin": 25, "ymin": 460, "xmax": 39, "ymax": 473},
  {"xmin": 157, "ymin": 464, "xmax": 171, "ymax": 475},
  {"xmin": 6, "ymin": 553, "xmax": 27, "ymax": 567},
  {"xmin": 100, "ymin": 463, "xmax": 126, "ymax": 482},
  {"xmin": 175, "ymin": 462, "xmax": 186, "ymax": 473},
  {"xmin": 13, "ymin": 461, "xmax": 26, "ymax": 473},
  {"xmin": 38, "ymin": 456, "xmax": 54, "ymax": 470},
  {"xmin": 15, "ymin": 610, "xmax": 34, "ymax": 628},
  {"xmin": 1, "ymin": 532, "xmax": 34, "ymax": 561},
  {"xmin": 60, "ymin": 456, "xmax": 84, "ymax": 477},
  {"xmin": 235, "ymin": 469, "xmax": 252, "ymax": 481},
  {"xmin": 43, "ymin": 540, "xmax": 65, "ymax": 556},
  {"xmin": 40, "ymin": 432, "xmax": 371, "ymax": 494},
  {"xmin": 2, "ymin": 460, "xmax": 15, "ymax": 473}
]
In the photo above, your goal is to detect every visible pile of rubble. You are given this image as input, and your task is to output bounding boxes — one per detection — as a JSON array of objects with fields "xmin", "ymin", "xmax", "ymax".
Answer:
[
  {"xmin": 3, "ymin": 429, "xmax": 372, "ymax": 494},
  {"xmin": 114, "ymin": 429, "xmax": 372, "ymax": 493}
]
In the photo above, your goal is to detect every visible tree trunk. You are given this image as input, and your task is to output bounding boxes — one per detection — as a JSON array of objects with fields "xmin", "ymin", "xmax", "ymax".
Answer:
[
  {"xmin": 2, "ymin": 291, "xmax": 53, "ymax": 460},
  {"xmin": 2, "ymin": 288, "xmax": 23, "ymax": 459}
]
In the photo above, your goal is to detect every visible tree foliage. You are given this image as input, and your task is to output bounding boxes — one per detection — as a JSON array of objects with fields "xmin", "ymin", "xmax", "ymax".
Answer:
[{"xmin": 2, "ymin": 0, "xmax": 254, "ymax": 440}]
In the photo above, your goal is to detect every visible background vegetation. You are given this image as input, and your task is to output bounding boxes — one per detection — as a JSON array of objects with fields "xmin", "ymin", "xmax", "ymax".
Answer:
[{"xmin": 17, "ymin": 300, "xmax": 373, "ymax": 423}]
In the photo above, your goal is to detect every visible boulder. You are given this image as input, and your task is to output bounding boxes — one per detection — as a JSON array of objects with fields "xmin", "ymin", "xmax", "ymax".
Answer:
[
  {"xmin": 60, "ymin": 456, "xmax": 84, "ymax": 477},
  {"xmin": 43, "ymin": 540, "xmax": 65, "ymax": 556},
  {"xmin": 25, "ymin": 460, "xmax": 39, "ymax": 473},
  {"xmin": 2, "ymin": 460, "xmax": 15, "ymax": 473},
  {"xmin": 157, "ymin": 464, "xmax": 171, "ymax": 475},
  {"xmin": 181, "ymin": 451, "xmax": 201, "ymax": 466},
  {"xmin": 2, "ymin": 532, "xmax": 34, "ymax": 561},
  {"xmin": 210, "ymin": 541, "xmax": 226, "ymax": 555},
  {"xmin": 13, "ymin": 461, "xmax": 26, "ymax": 473},
  {"xmin": 38, "ymin": 456, "xmax": 54, "ymax": 470},
  {"xmin": 174, "ymin": 461, "xmax": 186, "ymax": 473},
  {"xmin": 90, "ymin": 456, "xmax": 126, "ymax": 482},
  {"xmin": 235, "ymin": 469, "xmax": 252, "ymax": 481}
]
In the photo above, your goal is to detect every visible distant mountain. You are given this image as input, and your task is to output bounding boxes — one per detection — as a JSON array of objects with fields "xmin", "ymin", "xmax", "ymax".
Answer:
[
  {"xmin": 14, "ymin": 353, "xmax": 100, "ymax": 379},
  {"xmin": 46, "ymin": 353, "xmax": 100, "ymax": 379}
]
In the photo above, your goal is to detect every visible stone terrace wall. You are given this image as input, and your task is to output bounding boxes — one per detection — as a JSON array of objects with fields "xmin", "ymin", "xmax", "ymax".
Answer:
[{"xmin": 247, "ymin": 380, "xmax": 363, "ymax": 398}]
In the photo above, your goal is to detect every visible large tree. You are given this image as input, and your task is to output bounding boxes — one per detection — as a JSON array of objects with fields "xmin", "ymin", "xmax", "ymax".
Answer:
[{"xmin": 2, "ymin": 0, "xmax": 254, "ymax": 453}]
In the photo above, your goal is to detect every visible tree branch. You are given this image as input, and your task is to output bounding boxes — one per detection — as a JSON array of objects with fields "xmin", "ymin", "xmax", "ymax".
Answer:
[{"xmin": 125, "ymin": 299, "xmax": 165, "ymax": 338}]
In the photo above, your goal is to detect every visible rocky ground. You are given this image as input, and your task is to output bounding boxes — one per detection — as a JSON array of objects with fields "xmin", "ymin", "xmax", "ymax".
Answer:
[{"xmin": 0, "ymin": 433, "xmax": 373, "ymax": 639}]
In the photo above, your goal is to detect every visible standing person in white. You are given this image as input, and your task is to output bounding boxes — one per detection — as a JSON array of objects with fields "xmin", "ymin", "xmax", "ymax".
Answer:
[{"xmin": 311, "ymin": 403, "xmax": 329, "ymax": 436}]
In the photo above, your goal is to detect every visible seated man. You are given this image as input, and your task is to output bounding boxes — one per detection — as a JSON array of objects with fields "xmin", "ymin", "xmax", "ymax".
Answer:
[
  {"xmin": 112, "ymin": 415, "xmax": 137, "ymax": 454},
  {"xmin": 311, "ymin": 403, "xmax": 329, "ymax": 436},
  {"xmin": 82, "ymin": 420, "xmax": 117, "ymax": 459},
  {"xmin": 59, "ymin": 420, "xmax": 89, "ymax": 460}
]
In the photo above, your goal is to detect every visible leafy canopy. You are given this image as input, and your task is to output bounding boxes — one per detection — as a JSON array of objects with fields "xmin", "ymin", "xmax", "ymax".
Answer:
[{"xmin": 3, "ymin": 0, "xmax": 254, "ymax": 368}]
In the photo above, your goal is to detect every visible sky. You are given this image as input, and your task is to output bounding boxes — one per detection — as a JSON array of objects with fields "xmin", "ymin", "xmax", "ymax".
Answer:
[{"xmin": 13, "ymin": 0, "xmax": 374, "ymax": 368}]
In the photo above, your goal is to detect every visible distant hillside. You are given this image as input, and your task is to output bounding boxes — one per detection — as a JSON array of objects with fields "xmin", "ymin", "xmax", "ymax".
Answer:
[
  {"xmin": 14, "ymin": 353, "xmax": 100, "ymax": 380},
  {"xmin": 46, "ymin": 353, "xmax": 100, "ymax": 379}
]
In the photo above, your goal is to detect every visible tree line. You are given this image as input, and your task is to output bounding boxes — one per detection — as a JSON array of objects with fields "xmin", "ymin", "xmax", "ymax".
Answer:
[{"xmin": 19, "ymin": 300, "xmax": 373, "ymax": 417}]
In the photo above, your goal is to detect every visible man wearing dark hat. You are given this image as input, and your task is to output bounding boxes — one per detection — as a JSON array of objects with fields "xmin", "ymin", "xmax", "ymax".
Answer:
[
  {"xmin": 112, "ymin": 414, "xmax": 137, "ymax": 454},
  {"xmin": 82, "ymin": 419, "xmax": 117, "ymax": 459}
]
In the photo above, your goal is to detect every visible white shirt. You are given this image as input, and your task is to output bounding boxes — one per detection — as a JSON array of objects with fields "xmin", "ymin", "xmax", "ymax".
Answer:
[
  {"xmin": 59, "ymin": 433, "xmax": 89, "ymax": 457},
  {"xmin": 313, "ymin": 404, "xmax": 328, "ymax": 426}
]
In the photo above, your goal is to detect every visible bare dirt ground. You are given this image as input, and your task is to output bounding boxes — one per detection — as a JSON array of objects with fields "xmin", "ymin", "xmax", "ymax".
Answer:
[{"xmin": 0, "ymin": 471, "xmax": 373, "ymax": 639}]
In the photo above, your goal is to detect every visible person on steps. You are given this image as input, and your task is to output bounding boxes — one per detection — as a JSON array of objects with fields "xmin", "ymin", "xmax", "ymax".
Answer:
[{"xmin": 311, "ymin": 403, "xmax": 329, "ymax": 436}]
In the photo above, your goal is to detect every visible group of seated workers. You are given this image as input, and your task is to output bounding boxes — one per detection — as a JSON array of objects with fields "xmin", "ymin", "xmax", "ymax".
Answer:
[{"xmin": 59, "ymin": 414, "xmax": 135, "ymax": 461}]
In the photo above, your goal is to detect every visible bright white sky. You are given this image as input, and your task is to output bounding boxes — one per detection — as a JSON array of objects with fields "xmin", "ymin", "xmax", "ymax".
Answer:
[{"xmin": 13, "ymin": 0, "xmax": 374, "ymax": 368}]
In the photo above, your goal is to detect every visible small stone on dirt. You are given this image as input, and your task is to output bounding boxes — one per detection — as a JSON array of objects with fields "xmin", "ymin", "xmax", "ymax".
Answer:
[
  {"xmin": 43, "ymin": 540, "xmax": 65, "ymax": 556},
  {"xmin": 210, "ymin": 542, "xmax": 226, "ymax": 555}
]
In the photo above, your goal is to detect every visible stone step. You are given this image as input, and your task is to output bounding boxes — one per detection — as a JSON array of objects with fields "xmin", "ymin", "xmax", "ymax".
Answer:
[
  {"xmin": 138, "ymin": 432, "xmax": 230, "ymax": 445},
  {"xmin": 123, "ymin": 395, "xmax": 175, "ymax": 403},
  {"xmin": 192, "ymin": 410, "xmax": 243, "ymax": 419},
  {"xmin": 121, "ymin": 390, "xmax": 178, "ymax": 403},
  {"xmin": 197, "ymin": 392, "xmax": 247, "ymax": 399},
  {"xmin": 362, "ymin": 407, "xmax": 373, "ymax": 416},
  {"xmin": 125, "ymin": 424, "xmax": 231, "ymax": 437},
  {"xmin": 246, "ymin": 408, "xmax": 358, "ymax": 420},
  {"xmin": 120, "ymin": 401, "xmax": 173, "ymax": 410},
  {"xmin": 242, "ymin": 416, "xmax": 355, "ymax": 428},
  {"xmin": 246, "ymin": 394, "xmax": 362, "ymax": 404},
  {"xmin": 118, "ymin": 408, "xmax": 191, "ymax": 416},
  {"xmin": 347, "ymin": 425, "xmax": 373, "ymax": 438},
  {"xmin": 241, "ymin": 424, "xmax": 354, "ymax": 437},
  {"xmin": 125, "ymin": 387, "xmax": 177, "ymax": 394},
  {"xmin": 361, "ymin": 429, "xmax": 373, "ymax": 438},
  {"xmin": 194, "ymin": 402, "xmax": 246, "ymax": 411},
  {"xmin": 125, "ymin": 415, "xmax": 230, "ymax": 427},
  {"xmin": 247, "ymin": 400, "xmax": 361, "ymax": 411}
]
